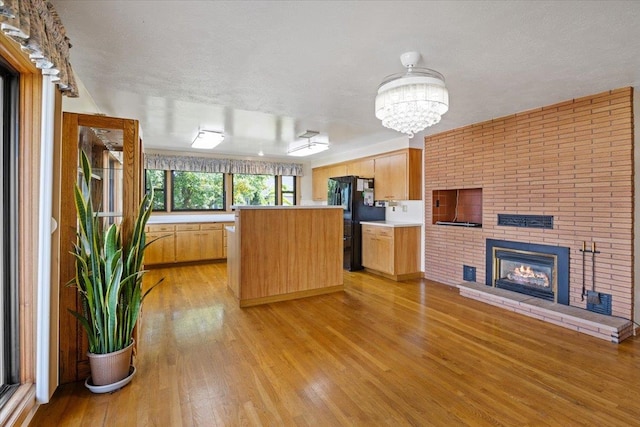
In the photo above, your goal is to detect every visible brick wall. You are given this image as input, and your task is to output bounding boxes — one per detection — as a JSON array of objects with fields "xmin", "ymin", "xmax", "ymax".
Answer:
[{"xmin": 424, "ymin": 88, "xmax": 634, "ymax": 319}]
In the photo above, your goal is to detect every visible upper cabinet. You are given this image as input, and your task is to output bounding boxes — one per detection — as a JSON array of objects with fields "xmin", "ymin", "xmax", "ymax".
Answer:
[
  {"xmin": 346, "ymin": 158, "xmax": 374, "ymax": 178},
  {"xmin": 374, "ymin": 148, "xmax": 422, "ymax": 201},
  {"xmin": 311, "ymin": 148, "xmax": 422, "ymax": 202},
  {"xmin": 311, "ymin": 163, "xmax": 348, "ymax": 201}
]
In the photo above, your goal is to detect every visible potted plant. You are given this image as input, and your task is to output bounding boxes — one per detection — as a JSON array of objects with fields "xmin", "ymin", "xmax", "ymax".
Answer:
[{"xmin": 68, "ymin": 150, "xmax": 162, "ymax": 391}]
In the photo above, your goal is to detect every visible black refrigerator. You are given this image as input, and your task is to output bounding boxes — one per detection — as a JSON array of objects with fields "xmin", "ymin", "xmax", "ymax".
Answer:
[{"xmin": 328, "ymin": 176, "xmax": 385, "ymax": 271}]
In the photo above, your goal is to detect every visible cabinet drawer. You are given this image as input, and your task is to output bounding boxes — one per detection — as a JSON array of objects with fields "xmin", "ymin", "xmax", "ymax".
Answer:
[
  {"xmin": 377, "ymin": 228, "xmax": 393, "ymax": 238},
  {"xmin": 200, "ymin": 223, "xmax": 223, "ymax": 230},
  {"xmin": 362, "ymin": 224, "xmax": 393, "ymax": 237},
  {"xmin": 362, "ymin": 225, "xmax": 378, "ymax": 235},
  {"xmin": 176, "ymin": 223, "xmax": 199, "ymax": 231},
  {"xmin": 148, "ymin": 224, "xmax": 175, "ymax": 232}
]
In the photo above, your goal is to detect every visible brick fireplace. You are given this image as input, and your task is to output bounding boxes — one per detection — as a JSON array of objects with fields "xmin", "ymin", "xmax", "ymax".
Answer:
[{"xmin": 424, "ymin": 88, "xmax": 634, "ymax": 321}]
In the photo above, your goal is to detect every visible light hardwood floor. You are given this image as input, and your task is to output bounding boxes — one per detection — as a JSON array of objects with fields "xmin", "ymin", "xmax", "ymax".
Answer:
[{"xmin": 31, "ymin": 263, "xmax": 640, "ymax": 426}]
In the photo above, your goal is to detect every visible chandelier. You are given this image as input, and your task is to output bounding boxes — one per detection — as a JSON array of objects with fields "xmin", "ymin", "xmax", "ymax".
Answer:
[{"xmin": 375, "ymin": 51, "xmax": 449, "ymax": 137}]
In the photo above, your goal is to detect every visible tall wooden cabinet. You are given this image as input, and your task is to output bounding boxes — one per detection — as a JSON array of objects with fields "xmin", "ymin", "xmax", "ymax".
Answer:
[{"xmin": 58, "ymin": 113, "xmax": 143, "ymax": 384}]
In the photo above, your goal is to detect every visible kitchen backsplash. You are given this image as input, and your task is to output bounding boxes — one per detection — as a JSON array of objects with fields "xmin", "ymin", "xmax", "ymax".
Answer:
[{"xmin": 385, "ymin": 200, "xmax": 424, "ymax": 223}]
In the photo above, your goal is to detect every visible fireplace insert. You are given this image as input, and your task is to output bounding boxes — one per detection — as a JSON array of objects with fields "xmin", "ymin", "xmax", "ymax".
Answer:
[
  {"xmin": 494, "ymin": 249, "xmax": 556, "ymax": 301},
  {"xmin": 485, "ymin": 239, "xmax": 570, "ymax": 305}
]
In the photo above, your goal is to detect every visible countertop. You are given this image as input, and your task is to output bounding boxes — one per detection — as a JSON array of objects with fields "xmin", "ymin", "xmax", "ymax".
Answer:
[
  {"xmin": 148, "ymin": 214, "xmax": 235, "ymax": 224},
  {"xmin": 360, "ymin": 220, "xmax": 422, "ymax": 228},
  {"xmin": 233, "ymin": 205, "xmax": 342, "ymax": 210}
]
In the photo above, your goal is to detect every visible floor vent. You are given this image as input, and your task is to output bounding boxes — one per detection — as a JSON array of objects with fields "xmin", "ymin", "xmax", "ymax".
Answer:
[
  {"xmin": 497, "ymin": 214, "xmax": 553, "ymax": 229},
  {"xmin": 587, "ymin": 293, "xmax": 612, "ymax": 316}
]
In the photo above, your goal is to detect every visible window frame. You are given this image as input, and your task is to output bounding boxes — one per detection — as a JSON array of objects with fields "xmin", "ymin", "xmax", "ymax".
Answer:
[
  {"xmin": 280, "ymin": 175, "xmax": 297, "ymax": 206},
  {"xmin": 170, "ymin": 170, "xmax": 226, "ymax": 212},
  {"xmin": 145, "ymin": 169, "xmax": 167, "ymax": 212},
  {"xmin": 231, "ymin": 173, "xmax": 277, "ymax": 207},
  {"xmin": 0, "ymin": 56, "xmax": 20, "ymax": 406}
]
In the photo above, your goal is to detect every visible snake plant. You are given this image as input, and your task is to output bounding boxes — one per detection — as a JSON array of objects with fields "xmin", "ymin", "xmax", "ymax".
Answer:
[{"xmin": 68, "ymin": 150, "xmax": 163, "ymax": 354}]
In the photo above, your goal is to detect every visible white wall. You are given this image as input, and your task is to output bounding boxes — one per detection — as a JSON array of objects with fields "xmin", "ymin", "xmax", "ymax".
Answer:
[{"xmin": 60, "ymin": 75, "xmax": 102, "ymax": 114}]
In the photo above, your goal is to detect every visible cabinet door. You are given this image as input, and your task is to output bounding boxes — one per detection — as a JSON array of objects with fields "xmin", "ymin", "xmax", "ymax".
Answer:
[
  {"xmin": 201, "ymin": 229, "xmax": 224, "ymax": 259},
  {"xmin": 374, "ymin": 152, "xmax": 407, "ymax": 200},
  {"xmin": 222, "ymin": 222, "xmax": 233, "ymax": 258},
  {"xmin": 145, "ymin": 232, "xmax": 175, "ymax": 264},
  {"xmin": 175, "ymin": 230, "xmax": 202, "ymax": 262},
  {"xmin": 312, "ymin": 167, "xmax": 330, "ymax": 201},
  {"xmin": 347, "ymin": 158, "xmax": 375, "ymax": 178},
  {"xmin": 361, "ymin": 229, "xmax": 376, "ymax": 269},
  {"xmin": 376, "ymin": 234, "xmax": 395, "ymax": 274}
]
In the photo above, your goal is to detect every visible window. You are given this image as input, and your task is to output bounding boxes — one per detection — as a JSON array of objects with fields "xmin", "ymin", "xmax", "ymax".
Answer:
[
  {"xmin": 0, "ymin": 59, "xmax": 20, "ymax": 406},
  {"xmin": 232, "ymin": 174, "xmax": 276, "ymax": 206},
  {"xmin": 281, "ymin": 175, "xmax": 296, "ymax": 206},
  {"xmin": 145, "ymin": 169, "xmax": 167, "ymax": 211},
  {"xmin": 171, "ymin": 170, "xmax": 225, "ymax": 211}
]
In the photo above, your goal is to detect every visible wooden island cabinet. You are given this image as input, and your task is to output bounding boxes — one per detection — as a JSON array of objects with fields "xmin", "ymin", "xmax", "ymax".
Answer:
[{"xmin": 227, "ymin": 206, "xmax": 344, "ymax": 307}]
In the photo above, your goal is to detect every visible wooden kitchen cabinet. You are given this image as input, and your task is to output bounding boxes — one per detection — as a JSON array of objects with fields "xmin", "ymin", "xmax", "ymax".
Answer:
[
  {"xmin": 361, "ymin": 224, "xmax": 421, "ymax": 281},
  {"xmin": 346, "ymin": 158, "xmax": 374, "ymax": 177},
  {"xmin": 312, "ymin": 164, "xmax": 348, "ymax": 201},
  {"xmin": 222, "ymin": 222, "xmax": 233, "ymax": 257},
  {"xmin": 145, "ymin": 224, "xmax": 176, "ymax": 265},
  {"xmin": 175, "ymin": 223, "xmax": 224, "ymax": 262},
  {"xmin": 373, "ymin": 148, "xmax": 422, "ymax": 200},
  {"xmin": 201, "ymin": 223, "xmax": 224, "ymax": 259}
]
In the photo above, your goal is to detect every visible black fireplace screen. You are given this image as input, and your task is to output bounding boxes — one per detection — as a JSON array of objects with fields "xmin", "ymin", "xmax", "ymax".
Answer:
[{"xmin": 494, "ymin": 249, "xmax": 556, "ymax": 301}]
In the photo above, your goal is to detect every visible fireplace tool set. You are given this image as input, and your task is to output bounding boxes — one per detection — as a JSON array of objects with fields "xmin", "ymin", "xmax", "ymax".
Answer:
[{"xmin": 580, "ymin": 241, "xmax": 600, "ymax": 305}]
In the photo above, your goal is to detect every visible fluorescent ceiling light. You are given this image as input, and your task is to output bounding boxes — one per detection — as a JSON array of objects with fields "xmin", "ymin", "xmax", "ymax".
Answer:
[
  {"xmin": 287, "ymin": 130, "xmax": 329, "ymax": 157},
  {"xmin": 191, "ymin": 130, "xmax": 224, "ymax": 149}
]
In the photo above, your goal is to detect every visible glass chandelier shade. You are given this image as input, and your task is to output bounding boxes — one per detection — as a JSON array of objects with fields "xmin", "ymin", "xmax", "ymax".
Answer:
[{"xmin": 375, "ymin": 53, "xmax": 449, "ymax": 137}]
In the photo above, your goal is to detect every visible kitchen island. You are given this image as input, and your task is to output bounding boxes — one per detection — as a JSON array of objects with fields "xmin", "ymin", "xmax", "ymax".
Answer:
[{"xmin": 227, "ymin": 206, "xmax": 344, "ymax": 307}]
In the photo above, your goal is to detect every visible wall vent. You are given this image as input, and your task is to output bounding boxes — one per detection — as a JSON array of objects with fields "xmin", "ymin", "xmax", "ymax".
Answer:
[
  {"xmin": 587, "ymin": 293, "xmax": 612, "ymax": 316},
  {"xmin": 497, "ymin": 214, "xmax": 553, "ymax": 229},
  {"xmin": 463, "ymin": 265, "xmax": 476, "ymax": 282}
]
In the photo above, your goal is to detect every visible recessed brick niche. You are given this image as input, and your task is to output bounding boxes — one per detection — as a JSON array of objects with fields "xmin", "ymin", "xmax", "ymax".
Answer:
[{"xmin": 424, "ymin": 88, "xmax": 634, "ymax": 321}]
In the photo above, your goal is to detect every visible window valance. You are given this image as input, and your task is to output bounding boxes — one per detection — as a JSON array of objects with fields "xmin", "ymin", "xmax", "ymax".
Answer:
[
  {"xmin": 145, "ymin": 153, "xmax": 304, "ymax": 176},
  {"xmin": 0, "ymin": 0, "xmax": 78, "ymax": 96}
]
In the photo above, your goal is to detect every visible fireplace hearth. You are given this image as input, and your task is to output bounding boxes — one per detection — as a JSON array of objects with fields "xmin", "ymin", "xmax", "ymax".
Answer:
[{"xmin": 486, "ymin": 239, "xmax": 569, "ymax": 305}]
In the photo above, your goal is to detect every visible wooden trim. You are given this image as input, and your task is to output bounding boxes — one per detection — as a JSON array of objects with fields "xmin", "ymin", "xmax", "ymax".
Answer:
[
  {"xmin": 363, "ymin": 268, "xmax": 423, "ymax": 282},
  {"xmin": 48, "ymin": 89, "xmax": 63, "ymax": 399},
  {"xmin": 0, "ymin": 32, "xmax": 42, "ymax": 427},
  {"xmin": 239, "ymin": 285, "xmax": 345, "ymax": 308}
]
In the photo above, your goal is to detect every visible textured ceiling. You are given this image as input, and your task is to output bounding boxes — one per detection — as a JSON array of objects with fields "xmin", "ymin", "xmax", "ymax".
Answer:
[{"xmin": 51, "ymin": 1, "xmax": 640, "ymax": 161}]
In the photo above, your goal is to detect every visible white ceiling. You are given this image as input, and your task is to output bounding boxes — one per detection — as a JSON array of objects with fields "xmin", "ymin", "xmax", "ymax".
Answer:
[{"xmin": 51, "ymin": 1, "xmax": 640, "ymax": 162}]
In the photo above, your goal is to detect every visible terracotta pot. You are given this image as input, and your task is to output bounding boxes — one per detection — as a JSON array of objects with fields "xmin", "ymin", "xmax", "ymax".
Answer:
[{"xmin": 87, "ymin": 340, "xmax": 134, "ymax": 386}]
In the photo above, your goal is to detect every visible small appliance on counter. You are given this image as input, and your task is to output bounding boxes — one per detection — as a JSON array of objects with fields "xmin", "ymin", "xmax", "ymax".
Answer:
[{"xmin": 328, "ymin": 176, "xmax": 385, "ymax": 271}]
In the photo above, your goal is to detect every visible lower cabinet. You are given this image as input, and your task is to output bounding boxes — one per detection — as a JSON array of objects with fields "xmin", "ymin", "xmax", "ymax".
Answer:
[
  {"xmin": 145, "ymin": 222, "xmax": 226, "ymax": 266},
  {"xmin": 361, "ymin": 224, "xmax": 421, "ymax": 281},
  {"xmin": 145, "ymin": 224, "xmax": 176, "ymax": 265}
]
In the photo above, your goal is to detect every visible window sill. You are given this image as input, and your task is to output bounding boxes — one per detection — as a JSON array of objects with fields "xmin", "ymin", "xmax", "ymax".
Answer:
[{"xmin": 0, "ymin": 383, "xmax": 37, "ymax": 427}]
